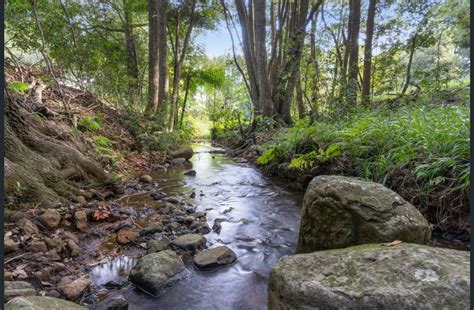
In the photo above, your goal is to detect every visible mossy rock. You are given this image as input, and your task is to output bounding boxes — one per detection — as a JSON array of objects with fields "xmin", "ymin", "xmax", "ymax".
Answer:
[
  {"xmin": 297, "ymin": 175, "xmax": 431, "ymax": 253},
  {"xmin": 269, "ymin": 243, "xmax": 470, "ymax": 309},
  {"xmin": 5, "ymin": 296, "xmax": 86, "ymax": 309}
]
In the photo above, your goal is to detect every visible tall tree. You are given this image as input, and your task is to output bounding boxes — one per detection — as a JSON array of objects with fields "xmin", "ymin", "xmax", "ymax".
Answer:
[
  {"xmin": 123, "ymin": 0, "xmax": 140, "ymax": 106},
  {"xmin": 147, "ymin": 0, "xmax": 160, "ymax": 113},
  {"xmin": 254, "ymin": 0, "xmax": 272, "ymax": 117},
  {"xmin": 157, "ymin": 0, "xmax": 169, "ymax": 112},
  {"xmin": 347, "ymin": 0, "xmax": 361, "ymax": 107},
  {"xmin": 168, "ymin": 0, "xmax": 197, "ymax": 130},
  {"xmin": 361, "ymin": 0, "xmax": 376, "ymax": 105}
]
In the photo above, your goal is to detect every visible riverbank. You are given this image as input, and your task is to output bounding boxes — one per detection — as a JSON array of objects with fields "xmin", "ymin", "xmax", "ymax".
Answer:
[{"xmin": 213, "ymin": 106, "xmax": 470, "ymax": 251}]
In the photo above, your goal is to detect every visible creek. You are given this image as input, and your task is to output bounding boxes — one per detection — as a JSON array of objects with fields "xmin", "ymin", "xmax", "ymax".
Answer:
[{"xmin": 92, "ymin": 143, "xmax": 304, "ymax": 309}]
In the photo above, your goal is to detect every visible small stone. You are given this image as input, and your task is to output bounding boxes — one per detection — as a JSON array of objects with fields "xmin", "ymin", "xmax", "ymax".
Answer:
[
  {"xmin": 59, "ymin": 276, "xmax": 90, "ymax": 300},
  {"xmin": 5, "ymin": 238, "xmax": 19, "ymax": 254},
  {"xmin": 171, "ymin": 158, "xmax": 186, "ymax": 165},
  {"xmin": 184, "ymin": 216, "xmax": 195, "ymax": 224},
  {"xmin": 74, "ymin": 210, "xmax": 88, "ymax": 232},
  {"xmin": 189, "ymin": 221, "xmax": 211, "ymax": 234},
  {"xmin": 4, "ymin": 281, "xmax": 36, "ymax": 301},
  {"xmin": 43, "ymin": 237, "xmax": 64, "ymax": 253},
  {"xmin": 45, "ymin": 249, "xmax": 61, "ymax": 261},
  {"xmin": 18, "ymin": 218, "xmax": 39, "ymax": 236},
  {"xmin": 66, "ymin": 239, "xmax": 80, "ymax": 257},
  {"xmin": 140, "ymin": 223, "xmax": 164, "ymax": 236},
  {"xmin": 165, "ymin": 197, "xmax": 180, "ymax": 204},
  {"xmin": 40, "ymin": 209, "xmax": 62, "ymax": 228},
  {"xmin": 151, "ymin": 192, "xmax": 166, "ymax": 200},
  {"xmin": 30, "ymin": 240, "xmax": 47, "ymax": 253},
  {"xmin": 33, "ymin": 268, "xmax": 52, "ymax": 281},
  {"xmin": 139, "ymin": 175, "xmax": 153, "ymax": 183},
  {"xmin": 58, "ymin": 276, "xmax": 74, "ymax": 288},
  {"xmin": 117, "ymin": 228, "xmax": 139, "ymax": 245},
  {"xmin": 171, "ymin": 234, "xmax": 206, "ymax": 252},
  {"xmin": 107, "ymin": 294, "xmax": 129, "ymax": 310},
  {"xmin": 192, "ymin": 212, "xmax": 206, "ymax": 218},
  {"xmin": 71, "ymin": 196, "xmax": 87, "ymax": 205},
  {"xmin": 184, "ymin": 170, "xmax": 196, "ymax": 176},
  {"xmin": 5, "ymin": 271, "xmax": 13, "ymax": 281},
  {"xmin": 193, "ymin": 246, "xmax": 237, "ymax": 269},
  {"xmin": 147, "ymin": 236, "xmax": 171, "ymax": 254},
  {"xmin": 170, "ymin": 147, "xmax": 194, "ymax": 160},
  {"xmin": 63, "ymin": 231, "xmax": 79, "ymax": 244},
  {"xmin": 212, "ymin": 222, "xmax": 222, "ymax": 234}
]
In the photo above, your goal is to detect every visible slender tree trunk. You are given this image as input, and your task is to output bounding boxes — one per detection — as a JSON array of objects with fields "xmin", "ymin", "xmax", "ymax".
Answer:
[
  {"xmin": 362, "ymin": 0, "xmax": 376, "ymax": 106},
  {"xmin": 296, "ymin": 78, "xmax": 305, "ymax": 119},
  {"xmin": 254, "ymin": 0, "xmax": 272, "ymax": 117},
  {"xmin": 157, "ymin": 0, "xmax": 169, "ymax": 111},
  {"xmin": 179, "ymin": 75, "xmax": 191, "ymax": 129},
  {"xmin": 169, "ymin": 0, "xmax": 197, "ymax": 130},
  {"xmin": 235, "ymin": 0, "xmax": 260, "ymax": 113},
  {"xmin": 347, "ymin": 0, "xmax": 361, "ymax": 107},
  {"xmin": 123, "ymin": 0, "xmax": 140, "ymax": 107},
  {"xmin": 147, "ymin": 0, "xmax": 160, "ymax": 113},
  {"xmin": 399, "ymin": 33, "xmax": 417, "ymax": 99}
]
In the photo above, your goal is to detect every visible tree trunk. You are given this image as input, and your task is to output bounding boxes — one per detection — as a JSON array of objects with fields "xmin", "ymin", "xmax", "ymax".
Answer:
[
  {"xmin": 147, "ymin": 0, "xmax": 160, "ymax": 113},
  {"xmin": 254, "ymin": 0, "xmax": 272, "ymax": 117},
  {"xmin": 157, "ymin": 0, "xmax": 169, "ymax": 112},
  {"xmin": 168, "ymin": 0, "xmax": 197, "ymax": 131},
  {"xmin": 179, "ymin": 75, "xmax": 191, "ymax": 129},
  {"xmin": 347, "ymin": 0, "xmax": 361, "ymax": 107},
  {"xmin": 235, "ymin": 0, "xmax": 260, "ymax": 112},
  {"xmin": 296, "ymin": 78, "xmax": 305, "ymax": 119},
  {"xmin": 361, "ymin": 0, "xmax": 376, "ymax": 106},
  {"xmin": 123, "ymin": 0, "xmax": 140, "ymax": 107},
  {"xmin": 399, "ymin": 33, "xmax": 417, "ymax": 99}
]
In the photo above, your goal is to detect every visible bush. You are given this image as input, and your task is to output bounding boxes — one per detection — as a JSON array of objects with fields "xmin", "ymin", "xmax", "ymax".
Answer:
[
  {"xmin": 78, "ymin": 114, "xmax": 103, "ymax": 131},
  {"xmin": 257, "ymin": 101, "xmax": 469, "ymax": 233}
]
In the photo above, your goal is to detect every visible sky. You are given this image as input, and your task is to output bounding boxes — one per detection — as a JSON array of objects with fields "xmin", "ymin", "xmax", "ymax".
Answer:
[{"xmin": 195, "ymin": 21, "xmax": 235, "ymax": 58}]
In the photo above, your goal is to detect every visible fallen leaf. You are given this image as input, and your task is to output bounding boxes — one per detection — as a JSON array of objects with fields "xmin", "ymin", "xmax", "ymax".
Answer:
[{"xmin": 384, "ymin": 240, "xmax": 402, "ymax": 247}]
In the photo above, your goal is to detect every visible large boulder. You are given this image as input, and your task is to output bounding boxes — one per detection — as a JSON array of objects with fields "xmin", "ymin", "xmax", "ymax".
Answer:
[
  {"xmin": 169, "ymin": 147, "xmax": 194, "ymax": 160},
  {"xmin": 5, "ymin": 296, "xmax": 86, "ymax": 309},
  {"xmin": 297, "ymin": 175, "xmax": 431, "ymax": 252},
  {"xmin": 129, "ymin": 250, "xmax": 185, "ymax": 296},
  {"xmin": 269, "ymin": 243, "xmax": 470, "ymax": 309}
]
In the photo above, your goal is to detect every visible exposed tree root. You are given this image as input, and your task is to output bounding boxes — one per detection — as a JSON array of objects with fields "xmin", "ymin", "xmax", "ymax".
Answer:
[{"xmin": 5, "ymin": 89, "xmax": 112, "ymax": 208}]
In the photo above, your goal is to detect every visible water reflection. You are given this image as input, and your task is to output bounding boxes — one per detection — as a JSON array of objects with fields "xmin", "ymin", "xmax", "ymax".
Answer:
[{"xmin": 91, "ymin": 256, "xmax": 137, "ymax": 286}]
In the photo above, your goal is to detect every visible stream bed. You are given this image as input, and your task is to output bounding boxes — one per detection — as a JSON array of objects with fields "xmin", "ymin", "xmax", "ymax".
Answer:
[{"xmin": 92, "ymin": 143, "xmax": 304, "ymax": 309}]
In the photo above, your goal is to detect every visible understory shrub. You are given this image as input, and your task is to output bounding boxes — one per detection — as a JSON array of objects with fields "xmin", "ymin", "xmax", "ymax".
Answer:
[{"xmin": 258, "ymin": 102, "xmax": 469, "ymax": 235}]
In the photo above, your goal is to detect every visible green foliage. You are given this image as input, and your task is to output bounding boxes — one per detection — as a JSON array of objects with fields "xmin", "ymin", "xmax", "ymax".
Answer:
[
  {"xmin": 7, "ymin": 81, "xmax": 29, "ymax": 94},
  {"xmin": 78, "ymin": 114, "xmax": 103, "ymax": 132},
  {"xmin": 258, "ymin": 99, "xmax": 469, "ymax": 198},
  {"xmin": 91, "ymin": 135, "xmax": 122, "ymax": 169},
  {"xmin": 289, "ymin": 144, "xmax": 342, "ymax": 170},
  {"xmin": 92, "ymin": 135, "xmax": 112, "ymax": 148}
]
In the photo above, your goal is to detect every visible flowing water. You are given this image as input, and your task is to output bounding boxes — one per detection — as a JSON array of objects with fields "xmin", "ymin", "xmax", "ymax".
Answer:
[{"xmin": 93, "ymin": 143, "xmax": 304, "ymax": 309}]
